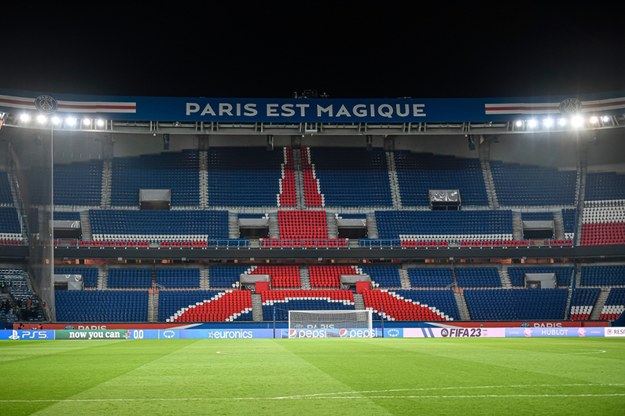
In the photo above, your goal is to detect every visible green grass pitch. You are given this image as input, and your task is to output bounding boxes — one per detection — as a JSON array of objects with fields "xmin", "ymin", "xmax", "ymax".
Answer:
[{"xmin": 1, "ymin": 338, "xmax": 624, "ymax": 415}]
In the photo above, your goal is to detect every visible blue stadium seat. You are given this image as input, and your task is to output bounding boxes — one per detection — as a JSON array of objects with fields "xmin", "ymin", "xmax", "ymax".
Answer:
[
  {"xmin": 111, "ymin": 150, "xmax": 199, "ymax": 206},
  {"xmin": 394, "ymin": 151, "xmax": 488, "ymax": 206}
]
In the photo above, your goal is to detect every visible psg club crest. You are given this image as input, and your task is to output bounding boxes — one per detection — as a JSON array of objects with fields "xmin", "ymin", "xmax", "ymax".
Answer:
[
  {"xmin": 34, "ymin": 95, "xmax": 58, "ymax": 113},
  {"xmin": 559, "ymin": 98, "xmax": 582, "ymax": 114}
]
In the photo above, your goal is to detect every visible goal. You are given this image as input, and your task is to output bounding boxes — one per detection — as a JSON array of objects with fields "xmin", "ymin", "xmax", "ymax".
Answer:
[{"xmin": 288, "ymin": 310, "xmax": 373, "ymax": 332}]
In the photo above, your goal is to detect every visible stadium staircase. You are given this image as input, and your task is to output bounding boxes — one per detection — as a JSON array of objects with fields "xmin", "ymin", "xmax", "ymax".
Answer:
[
  {"xmin": 479, "ymin": 143, "xmax": 499, "ymax": 209},
  {"xmin": 6, "ymin": 171, "xmax": 19, "ymax": 207},
  {"xmin": 292, "ymin": 148, "xmax": 306, "ymax": 208},
  {"xmin": 79, "ymin": 210, "xmax": 93, "ymax": 240},
  {"xmin": 454, "ymin": 292, "xmax": 471, "ymax": 320},
  {"xmin": 450, "ymin": 264, "xmax": 460, "ymax": 288},
  {"xmin": 278, "ymin": 147, "xmax": 297, "ymax": 208},
  {"xmin": 590, "ymin": 288, "xmax": 611, "ymax": 320},
  {"xmin": 299, "ymin": 266, "xmax": 311, "ymax": 289},
  {"xmin": 326, "ymin": 212, "xmax": 338, "ymax": 238},
  {"xmin": 228, "ymin": 212, "xmax": 239, "ymax": 239},
  {"xmin": 199, "ymin": 150, "xmax": 208, "ymax": 208},
  {"xmin": 499, "ymin": 268, "xmax": 512, "ymax": 288},
  {"xmin": 573, "ymin": 150, "xmax": 587, "ymax": 246},
  {"xmin": 98, "ymin": 266, "xmax": 107, "ymax": 290},
  {"xmin": 251, "ymin": 294, "xmax": 263, "ymax": 321},
  {"xmin": 353, "ymin": 293, "xmax": 365, "ymax": 310},
  {"xmin": 7, "ymin": 171, "xmax": 28, "ymax": 243},
  {"xmin": 512, "ymin": 211, "xmax": 523, "ymax": 240},
  {"xmin": 366, "ymin": 212, "xmax": 378, "ymax": 239},
  {"xmin": 148, "ymin": 291, "xmax": 158, "ymax": 322},
  {"xmin": 268, "ymin": 213, "xmax": 279, "ymax": 238},
  {"xmin": 563, "ymin": 288, "xmax": 573, "ymax": 320},
  {"xmin": 386, "ymin": 151, "xmax": 402, "ymax": 208},
  {"xmin": 101, "ymin": 159, "xmax": 112, "ymax": 208},
  {"xmin": 300, "ymin": 147, "xmax": 324, "ymax": 207},
  {"xmin": 399, "ymin": 268, "xmax": 411, "ymax": 289},
  {"xmin": 574, "ymin": 265, "xmax": 582, "ymax": 288},
  {"xmin": 199, "ymin": 268, "xmax": 210, "ymax": 290},
  {"xmin": 553, "ymin": 210, "xmax": 565, "ymax": 240}
]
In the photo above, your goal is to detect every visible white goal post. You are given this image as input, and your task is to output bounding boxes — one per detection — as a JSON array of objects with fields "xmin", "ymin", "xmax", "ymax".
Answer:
[{"xmin": 288, "ymin": 310, "xmax": 373, "ymax": 338}]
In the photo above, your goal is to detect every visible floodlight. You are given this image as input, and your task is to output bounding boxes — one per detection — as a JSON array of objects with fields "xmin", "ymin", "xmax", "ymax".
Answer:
[
  {"xmin": 36, "ymin": 114, "xmax": 48, "ymax": 124},
  {"xmin": 542, "ymin": 117, "xmax": 554, "ymax": 128},
  {"xmin": 527, "ymin": 119, "xmax": 538, "ymax": 129},
  {"xmin": 571, "ymin": 115, "xmax": 584, "ymax": 128},
  {"xmin": 19, "ymin": 113, "xmax": 31, "ymax": 123},
  {"xmin": 65, "ymin": 116, "xmax": 77, "ymax": 127}
]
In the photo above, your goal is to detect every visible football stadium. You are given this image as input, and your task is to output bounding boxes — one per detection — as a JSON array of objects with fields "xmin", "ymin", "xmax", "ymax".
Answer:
[{"xmin": 0, "ymin": 90, "xmax": 624, "ymax": 415}]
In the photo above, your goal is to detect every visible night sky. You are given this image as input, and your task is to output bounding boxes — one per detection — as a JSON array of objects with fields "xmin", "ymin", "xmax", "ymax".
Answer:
[{"xmin": 0, "ymin": 1, "xmax": 624, "ymax": 99}]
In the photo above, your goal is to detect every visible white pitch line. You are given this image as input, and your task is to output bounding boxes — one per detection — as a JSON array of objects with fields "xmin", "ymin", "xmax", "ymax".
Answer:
[
  {"xmin": 566, "ymin": 350, "xmax": 607, "ymax": 355},
  {"xmin": 2, "ymin": 393, "xmax": 625, "ymax": 403},
  {"xmin": 2, "ymin": 384, "xmax": 625, "ymax": 403},
  {"xmin": 277, "ymin": 383, "xmax": 625, "ymax": 399}
]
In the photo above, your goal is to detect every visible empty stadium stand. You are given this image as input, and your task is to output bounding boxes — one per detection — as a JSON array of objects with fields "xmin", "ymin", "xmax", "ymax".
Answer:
[
  {"xmin": 308, "ymin": 147, "xmax": 392, "ymax": 207},
  {"xmin": 490, "ymin": 161, "xmax": 577, "ymax": 206},
  {"xmin": 112, "ymin": 151, "xmax": 198, "ymax": 206},
  {"xmin": 394, "ymin": 151, "xmax": 488, "ymax": 206},
  {"xmin": 206, "ymin": 147, "xmax": 282, "ymax": 207}
]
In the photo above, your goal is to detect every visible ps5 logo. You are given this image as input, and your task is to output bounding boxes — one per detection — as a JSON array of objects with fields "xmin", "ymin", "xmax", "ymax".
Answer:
[{"xmin": 7, "ymin": 330, "xmax": 48, "ymax": 340}]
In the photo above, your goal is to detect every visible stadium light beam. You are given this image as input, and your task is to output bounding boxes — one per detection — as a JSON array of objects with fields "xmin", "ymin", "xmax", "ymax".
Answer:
[
  {"xmin": 571, "ymin": 114, "xmax": 584, "ymax": 129},
  {"xmin": 542, "ymin": 117, "xmax": 554, "ymax": 128},
  {"xmin": 65, "ymin": 116, "xmax": 77, "ymax": 127}
]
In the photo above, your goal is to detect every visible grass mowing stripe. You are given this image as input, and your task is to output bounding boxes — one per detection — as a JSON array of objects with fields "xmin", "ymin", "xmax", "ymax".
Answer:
[
  {"xmin": 2, "ymin": 338, "xmax": 624, "ymax": 416},
  {"xmin": 0, "ymin": 340, "xmax": 199, "ymax": 416}
]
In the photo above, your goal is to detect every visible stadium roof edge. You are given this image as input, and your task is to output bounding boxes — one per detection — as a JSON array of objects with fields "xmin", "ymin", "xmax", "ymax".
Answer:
[{"xmin": 1, "ymin": 88, "xmax": 625, "ymax": 135}]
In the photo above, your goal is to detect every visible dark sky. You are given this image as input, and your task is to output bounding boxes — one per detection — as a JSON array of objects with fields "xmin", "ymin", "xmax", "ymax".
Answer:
[{"xmin": 0, "ymin": 1, "xmax": 624, "ymax": 99}]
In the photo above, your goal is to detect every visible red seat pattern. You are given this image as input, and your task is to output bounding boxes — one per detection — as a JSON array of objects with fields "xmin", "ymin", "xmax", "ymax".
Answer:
[
  {"xmin": 172, "ymin": 290, "xmax": 252, "ymax": 322},
  {"xmin": 251, "ymin": 266, "xmax": 301, "ymax": 288},
  {"xmin": 260, "ymin": 238, "xmax": 348, "ymax": 248},
  {"xmin": 261, "ymin": 289, "xmax": 354, "ymax": 303},
  {"xmin": 401, "ymin": 240, "xmax": 449, "ymax": 248},
  {"xmin": 581, "ymin": 223, "xmax": 625, "ymax": 246},
  {"xmin": 278, "ymin": 210, "xmax": 328, "ymax": 239},
  {"xmin": 300, "ymin": 147, "xmax": 324, "ymax": 207},
  {"xmin": 278, "ymin": 147, "xmax": 297, "ymax": 207},
  {"xmin": 361, "ymin": 290, "xmax": 451, "ymax": 321},
  {"xmin": 308, "ymin": 266, "xmax": 359, "ymax": 288},
  {"xmin": 569, "ymin": 313, "xmax": 591, "ymax": 321},
  {"xmin": 0, "ymin": 238, "xmax": 24, "ymax": 246}
]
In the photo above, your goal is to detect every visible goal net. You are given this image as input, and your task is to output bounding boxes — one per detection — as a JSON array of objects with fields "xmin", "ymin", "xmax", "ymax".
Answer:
[{"xmin": 288, "ymin": 310, "xmax": 374, "ymax": 338}]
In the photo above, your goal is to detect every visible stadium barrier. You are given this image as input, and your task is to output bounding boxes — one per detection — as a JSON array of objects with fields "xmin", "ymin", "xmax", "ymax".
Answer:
[{"xmin": 1, "ymin": 327, "xmax": 623, "ymax": 340}]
